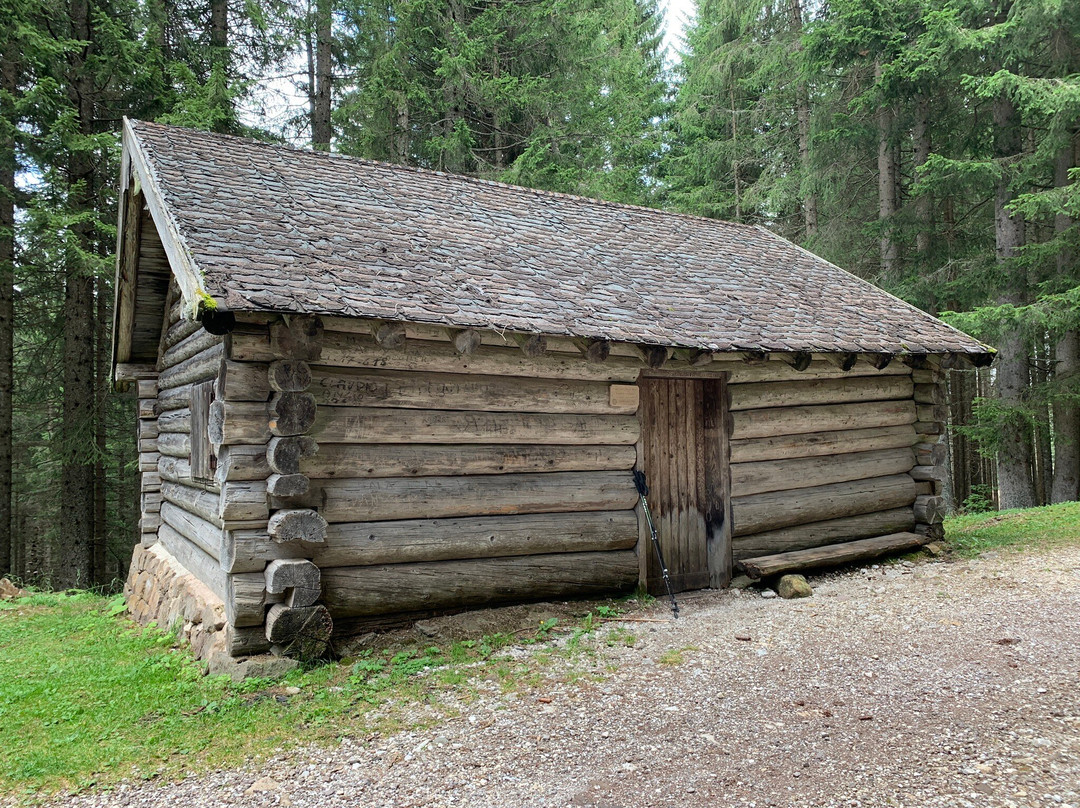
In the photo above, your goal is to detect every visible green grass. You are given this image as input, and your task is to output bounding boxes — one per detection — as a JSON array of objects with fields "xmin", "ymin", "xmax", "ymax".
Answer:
[
  {"xmin": 0, "ymin": 592, "xmax": 629, "ymax": 803},
  {"xmin": 944, "ymin": 500, "xmax": 1080, "ymax": 557}
]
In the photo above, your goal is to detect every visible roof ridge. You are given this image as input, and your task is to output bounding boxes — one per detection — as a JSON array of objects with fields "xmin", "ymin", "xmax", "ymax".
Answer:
[{"xmin": 129, "ymin": 118, "xmax": 760, "ymax": 233}]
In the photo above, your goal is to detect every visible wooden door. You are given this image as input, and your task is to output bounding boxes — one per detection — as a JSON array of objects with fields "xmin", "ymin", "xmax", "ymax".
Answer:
[{"xmin": 638, "ymin": 376, "xmax": 731, "ymax": 593}]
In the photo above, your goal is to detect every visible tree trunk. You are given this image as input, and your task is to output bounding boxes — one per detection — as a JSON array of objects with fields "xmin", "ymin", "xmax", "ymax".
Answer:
[
  {"xmin": 209, "ymin": 0, "xmax": 230, "ymax": 133},
  {"xmin": 992, "ymin": 93, "xmax": 1036, "ymax": 510},
  {"xmin": 790, "ymin": 0, "xmax": 816, "ymax": 239},
  {"xmin": 58, "ymin": 0, "xmax": 97, "ymax": 589},
  {"xmin": 94, "ymin": 274, "xmax": 108, "ymax": 583},
  {"xmin": 0, "ymin": 30, "xmax": 14, "ymax": 577},
  {"xmin": 1051, "ymin": 138, "xmax": 1079, "ymax": 503},
  {"xmin": 394, "ymin": 95, "xmax": 409, "ymax": 164},
  {"xmin": 1033, "ymin": 339, "xmax": 1052, "ymax": 505},
  {"xmin": 311, "ymin": 0, "xmax": 332, "ymax": 150},
  {"xmin": 913, "ymin": 95, "xmax": 933, "ymax": 257},
  {"xmin": 875, "ymin": 61, "xmax": 899, "ymax": 275}
]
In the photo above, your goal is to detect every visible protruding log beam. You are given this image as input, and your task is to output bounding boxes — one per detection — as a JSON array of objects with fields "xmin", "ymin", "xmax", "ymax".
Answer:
[
  {"xmin": 157, "ymin": 432, "xmax": 192, "ymax": 458},
  {"xmin": 915, "ymin": 440, "xmax": 947, "ymax": 466},
  {"xmin": 157, "ymin": 343, "xmax": 224, "ymax": 390},
  {"xmin": 733, "ymin": 507, "xmax": 916, "ymax": 560},
  {"xmin": 268, "ymin": 359, "xmax": 312, "ymax": 393},
  {"xmin": 209, "ymin": 400, "xmax": 271, "ymax": 445},
  {"xmin": 863, "ymin": 352, "xmax": 894, "ymax": 370},
  {"xmin": 511, "ymin": 333, "xmax": 548, "ymax": 357},
  {"xmin": 741, "ymin": 350, "xmax": 769, "ymax": 364},
  {"xmin": 267, "ymin": 435, "xmax": 320, "ymax": 475},
  {"xmin": 574, "ymin": 338, "xmax": 611, "ymax": 363},
  {"xmin": 268, "ymin": 508, "xmax": 328, "ymax": 543},
  {"xmin": 633, "ymin": 344, "xmax": 669, "ymax": 369},
  {"xmin": 198, "ymin": 308, "xmax": 236, "ymax": 336},
  {"xmin": 116, "ymin": 363, "xmax": 158, "ymax": 382},
  {"xmin": 268, "ymin": 392, "xmax": 317, "ymax": 436},
  {"xmin": 265, "ymin": 603, "xmax": 333, "ymax": 657},
  {"xmin": 909, "ymin": 465, "xmax": 944, "ymax": 481},
  {"xmin": 672, "ymin": 348, "xmax": 713, "ymax": 366},
  {"xmin": 914, "ymin": 383, "xmax": 945, "ymax": 404},
  {"xmin": 137, "ymin": 379, "xmax": 158, "ymax": 398},
  {"xmin": 267, "ymin": 473, "xmax": 310, "ymax": 497},
  {"xmin": 916, "ymin": 403, "xmax": 948, "ymax": 423},
  {"xmin": 218, "ymin": 481, "xmax": 269, "ymax": 522},
  {"xmin": 215, "ymin": 445, "xmax": 270, "ymax": 483},
  {"xmin": 370, "ymin": 320, "xmax": 407, "ymax": 349},
  {"xmin": 780, "ymin": 352, "xmax": 813, "ymax": 372},
  {"xmin": 825, "ymin": 353, "xmax": 859, "ymax": 372},
  {"xmin": 268, "ymin": 315, "xmax": 324, "ymax": 361},
  {"xmin": 448, "ymin": 328, "xmax": 482, "ymax": 355},
  {"xmin": 737, "ymin": 532, "xmax": 928, "ymax": 580},
  {"xmin": 901, "ymin": 353, "xmax": 929, "ymax": 370},
  {"xmin": 913, "ymin": 494, "xmax": 945, "ymax": 524},
  {"xmin": 265, "ymin": 558, "xmax": 321, "ymax": 595}
]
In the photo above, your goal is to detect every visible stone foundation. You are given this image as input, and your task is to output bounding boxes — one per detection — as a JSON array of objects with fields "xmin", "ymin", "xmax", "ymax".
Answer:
[{"xmin": 125, "ymin": 543, "xmax": 228, "ymax": 662}]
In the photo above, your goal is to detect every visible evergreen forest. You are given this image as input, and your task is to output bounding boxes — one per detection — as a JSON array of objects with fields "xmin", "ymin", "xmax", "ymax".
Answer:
[{"xmin": 0, "ymin": 0, "xmax": 1077, "ymax": 588}]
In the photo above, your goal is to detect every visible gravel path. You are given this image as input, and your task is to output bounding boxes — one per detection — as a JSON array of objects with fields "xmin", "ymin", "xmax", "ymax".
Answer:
[{"xmin": 53, "ymin": 546, "xmax": 1080, "ymax": 808}]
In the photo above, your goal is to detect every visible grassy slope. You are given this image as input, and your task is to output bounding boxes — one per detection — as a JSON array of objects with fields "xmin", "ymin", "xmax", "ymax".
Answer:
[{"xmin": 944, "ymin": 501, "xmax": 1080, "ymax": 557}]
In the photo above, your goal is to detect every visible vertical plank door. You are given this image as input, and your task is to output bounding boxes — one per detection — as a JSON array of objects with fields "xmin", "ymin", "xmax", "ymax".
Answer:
[{"xmin": 639, "ymin": 376, "xmax": 731, "ymax": 593}]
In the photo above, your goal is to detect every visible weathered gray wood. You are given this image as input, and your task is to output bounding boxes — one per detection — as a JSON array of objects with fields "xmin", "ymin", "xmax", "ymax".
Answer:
[
  {"xmin": 738, "ymin": 532, "xmax": 928, "ymax": 579},
  {"xmin": 160, "ymin": 316, "xmax": 201, "ymax": 352},
  {"xmin": 915, "ymin": 440, "xmax": 947, "ymax": 466},
  {"xmin": 312, "ymin": 510, "xmax": 638, "ymax": 567},
  {"xmin": 138, "ymin": 420, "xmax": 160, "ymax": 440},
  {"xmin": 162, "ymin": 480, "xmax": 222, "ymax": 526},
  {"xmin": 154, "ymin": 384, "xmax": 191, "ymax": 413},
  {"xmin": 634, "ymin": 344, "xmax": 669, "ymax": 369},
  {"xmin": 371, "ymin": 320, "xmax": 406, "ymax": 349},
  {"xmin": 214, "ymin": 445, "xmax": 270, "ymax": 483},
  {"xmin": 575, "ymin": 338, "xmax": 611, "ymax": 362},
  {"xmin": 286, "ymin": 587, "xmax": 321, "ymax": 608},
  {"xmin": 914, "ymin": 383, "xmax": 945, "ymax": 404},
  {"xmin": 321, "ymin": 550, "xmax": 638, "ymax": 617},
  {"xmin": 732, "ymin": 507, "xmax": 916, "ymax": 560},
  {"xmin": 268, "ymin": 360, "xmax": 312, "ymax": 392},
  {"xmin": 216, "ymin": 360, "xmax": 271, "ymax": 401},
  {"xmin": 449, "ymin": 328, "xmax": 482, "ymax": 355},
  {"xmin": 265, "ymin": 603, "xmax": 333, "ymax": 656},
  {"xmin": 137, "ymin": 379, "xmax": 158, "ymax": 398},
  {"xmin": 218, "ymin": 481, "xmax": 269, "ymax": 521},
  {"xmin": 311, "ymin": 407, "xmax": 640, "ymax": 445},
  {"xmin": 915, "ymin": 421, "xmax": 944, "ymax": 435},
  {"xmin": 731, "ymin": 447, "xmax": 915, "ymax": 497},
  {"xmin": 140, "ymin": 471, "xmax": 162, "ymax": 493},
  {"xmin": 160, "ymin": 327, "xmax": 220, "ymax": 370},
  {"xmin": 138, "ymin": 398, "xmax": 157, "ymax": 418},
  {"xmin": 267, "ymin": 473, "xmax": 310, "ymax": 497},
  {"xmin": 190, "ymin": 380, "xmax": 214, "ymax": 481},
  {"xmin": 268, "ymin": 316, "xmax": 324, "ymax": 361},
  {"xmin": 229, "ymin": 331, "xmax": 644, "ymax": 381},
  {"xmin": 208, "ymin": 400, "xmax": 271, "ymax": 445},
  {"xmin": 139, "ymin": 451, "xmax": 160, "ymax": 472},
  {"xmin": 223, "ymin": 528, "xmax": 310, "ymax": 573},
  {"xmin": 160, "ymin": 500, "xmax": 224, "ymax": 561},
  {"xmin": 729, "ymin": 375, "xmax": 913, "ymax": 411},
  {"xmin": 157, "ymin": 342, "xmax": 224, "ymax": 390},
  {"xmin": 308, "ymin": 367, "xmax": 637, "ymax": 415},
  {"xmin": 156, "ymin": 523, "xmax": 227, "ymax": 602},
  {"xmin": 297, "ymin": 443, "xmax": 635, "ymax": 479},
  {"xmin": 317, "ymin": 470, "xmax": 638, "ymax": 523},
  {"xmin": 914, "ymin": 494, "xmax": 945, "ymax": 524},
  {"xmin": 909, "ymin": 464, "xmax": 944, "ymax": 481},
  {"xmin": 157, "ymin": 407, "xmax": 191, "ymax": 434},
  {"xmin": 115, "ymin": 362, "xmax": 157, "ymax": 382},
  {"xmin": 726, "ymin": 360, "xmax": 910, "ymax": 384},
  {"xmin": 269, "ymin": 392, "xmax": 317, "ymax": 436},
  {"xmin": 512, "ymin": 333, "xmax": 548, "ymax": 358},
  {"xmin": 158, "ymin": 455, "xmax": 220, "ymax": 491},
  {"xmin": 917, "ymin": 403, "xmax": 948, "ymax": 423},
  {"xmin": 732, "ymin": 474, "xmax": 917, "ymax": 536},
  {"xmin": 138, "ymin": 438, "xmax": 158, "ymax": 453},
  {"xmin": 731, "ymin": 400, "xmax": 917, "ymax": 440},
  {"xmin": 911, "ymin": 368, "xmax": 941, "ymax": 384},
  {"xmin": 228, "ymin": 572, "xmax": 277, "ymax": 628},
  {"xmin": 265, "ymin": 558, "xmax": 321, "ymax": 594},
  {"xmin": 268, "ymin": 509, "xmax": 328, "ymax": 543},
  {"xmin": 157, "ymin": 432, "xmax": 191, "ymax": 458},
  {"xmin": 267, "ymin": 436, "xmax": 319, "ymax": 475},
  {"xmin": 225, "ymin": 624, "xmax": 272, "ymax": 656}
]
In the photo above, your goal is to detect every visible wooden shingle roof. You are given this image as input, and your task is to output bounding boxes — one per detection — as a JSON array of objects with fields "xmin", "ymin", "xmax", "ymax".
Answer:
[{"xmin": 121, "ymin": 119, "xmax": 991, "ymax": 358}]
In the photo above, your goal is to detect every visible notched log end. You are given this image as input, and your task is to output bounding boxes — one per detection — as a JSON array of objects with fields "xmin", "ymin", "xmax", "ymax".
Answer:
[{"xmin": 268, "ymin": 508, "xmax": 328, "ymax": 543}]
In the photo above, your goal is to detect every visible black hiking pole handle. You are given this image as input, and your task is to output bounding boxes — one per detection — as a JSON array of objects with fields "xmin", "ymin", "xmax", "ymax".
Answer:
[{"xmin": 633, "ymin": 471, "xmax": 679, "ymax": 619}]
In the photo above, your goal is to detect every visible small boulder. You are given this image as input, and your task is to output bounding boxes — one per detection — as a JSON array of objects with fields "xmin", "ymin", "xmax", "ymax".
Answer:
[
  {"xmin": 924, "ymin": 542, "xmax": 944, "ymax": 557},
  {"xmin": 777, "ymin": 574, "xmax": 813, "ymax": 599}
]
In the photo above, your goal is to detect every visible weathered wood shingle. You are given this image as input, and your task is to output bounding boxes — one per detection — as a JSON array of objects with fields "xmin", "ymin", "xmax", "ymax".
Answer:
[{"xmin": 127, "ymin": 119, "xmax": 991, "ymax": 357}]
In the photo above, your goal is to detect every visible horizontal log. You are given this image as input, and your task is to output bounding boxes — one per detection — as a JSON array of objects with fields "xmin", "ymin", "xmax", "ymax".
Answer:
[
  {"xmin": 730, "ymin": 425, "xmax": 917, "ymax": 464},
  {"xmin": 321, "ymin": 550, "xmax": 638, "ymax": 618},
  {"xmin": 269, "ymin": 360, "xmax": 312, "ymax": 392},
  {"xmin": 311, "ymin": 407, "xmax": 640, "ymax": 445},
  {"xmin": 915, "ymin": 421, "xmax": 944, "ymax": 435},
  {"xmin": 208, "ymin": 401, "xmax": 271, "ymax": 445},
  {"xmin": 267, "ymin": 436, "xmax": 319, "ymax": 475},
  {"xmin": 158, "ymin": 342, "xmax": 224, "ymax": 390},
  {"xmin": 156, "ymin": 523, "xmax": 227, "ymax": 603},
  {"xmin": 139, "ymin": 451, "xmax": 159, "ymax": 472},
  {"xmin": 219, "ymin": 481, "xmax": 268, "ymax": 521},
  {"xmin": 731, "ymin": 400, "xmax": 917, "ymax": 441},
  {"xmin": 268, "ymin": 316, "xmax": 324, "ymax": 361},
  {"xmin": 917, "ymin": 404, "xmax": 948, "ymax": 423},
  {"xmin": 313, "ymin": 510, "xmax": 638, "ymax": 567},
  {"xmin": 223, "ymin": 527, "xmax": 311, "ymax": 573},
  {"xmin": 160, "ymin": 328, "xmax": 219, "ymax": 371},
  {"xmin": 229, "ymin": 331, "xmax": 645, "ymax": 382},
  {"xmin": 915, "ymin": 440, "xmax": 947, "ymax": 466},
  {"xmin": 914, "ymin": 383, "xmax": 944, "ymax": 404},
  {"xmin": 138, "ymin": 438, "xmax": 158, "ymax": 453},
  {"xmin": 140, "ymin": 472, "xmax": 162, "ymax": 493},
  {"xmin": 316, "ymin": 470, "xmax": 638, "ymax": 523},
  {"xmin": 732, "ymin": 474, "xmax": 917, "ymax": 536},
  {"xmin": 138, "ymin": 420, "xmax": 159, "ymax": 440},
  {"xmin": 161, "ymin": 316, "xmax": 201, "ymax": 351},
  {"xmin": 115, "ymin": 362, "xmax": 157, "ymax": 382},
  {"xmin": 268, "ymin": 509, "xmax": 328, "ymax": 543},
  {"xmin": 307, "ymin": 367, "xmax": 637, "ymax": 415},
  {"xmin": 228, "ymin": 572, "xmax": 278, "ymax": 628},
  {"xmin": 729, "ymin": 375, "xmax": 913, "ymax": 411},
  {"xmin": 138, "ymin": 399, "xmax": 156, "ymax": 418},
  {"xmin": 267, "ymin": 473, "xmax": 310, "ymax": 497},
  {"xmin": 298, "ymin": 443, "xmax": 636, "ymax": 479},
  {"xmin": 162, "ymin": 480, "xmax": 222, "ymax": 526},
  {"xmin": 136, "ymin": 379, "xmax": 158, "ymax": 399},
  {"xmin": 732, "ymin": 507, "xmax": 916, "ymax": 560},
  {"xmin": 158, "ymin": 455, "xmax": 219, "ymax": 492},
  {"xmin": 911, "ymin": 369, "xmax": 942, "ymax": 384},
  {"xmin": 214, "ymin": 445, "xmax": 270, "ymax": 483},
  {"xmin": 226, "ymin": 624, "xmax": 272, "ymax": 656},
  {"xmin": 216, "ymin": 360, "xmax": 271, "ymax": 401},
  {"xmin": 157, "ymin": 408, "xmax": 191, "ymax": 434},
  {"xmin": 156, "ymin": 432, "xmax": 191, "ymax": 458},
  {"xmin": 265, "ymin": 603, "xmax": 333, "ymax": 656},
  {"xmin": 269, "ymin": 392, "xmax": 317, "ymax": 437},
  {"xmin": 726, "ymin": 360, "xmax": 910, "ymax": 385},
  {"xmin": 265, "ymin": 558, "xmax": 321, "ymax": 594},
  {"xmin": 154, "ymin": 384, "xmax": 191, "ymax": 413},
  {"xmin": 909, "ymin": 464, "xmax": 944, "ymax": 482},
  {"xmin": 160, "ymin": 500, "xmax": 223, "ymax": 561},
  {"xmin": 737, "ymin": 532, "xmax": 928, "ymax": 579},
  {"xmin": 731, "ymin": 447, "xmax": 915, "ymax": 497}
]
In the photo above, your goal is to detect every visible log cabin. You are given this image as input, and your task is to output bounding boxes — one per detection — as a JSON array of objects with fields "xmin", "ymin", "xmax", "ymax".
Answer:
[{"xmin": 112, "ymin": 119, "xmax": 994, "ymax": 662}]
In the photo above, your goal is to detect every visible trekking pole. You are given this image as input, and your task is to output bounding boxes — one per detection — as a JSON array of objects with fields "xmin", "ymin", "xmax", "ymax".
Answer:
[{"xmin": 633, "ymin": 470, "xmax": 679, "ymax": 619}]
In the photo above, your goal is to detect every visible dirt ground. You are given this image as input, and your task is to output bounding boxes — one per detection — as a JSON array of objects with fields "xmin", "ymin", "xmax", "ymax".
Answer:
[{"xmin": 57, "ymin": 545, "xmax": 1080, "ymax": 808}]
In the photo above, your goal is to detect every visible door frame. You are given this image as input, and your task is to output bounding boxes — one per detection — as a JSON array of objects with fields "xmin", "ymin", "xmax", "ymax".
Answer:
[{"xmin": 635, "ymin": 371, "xmax": 733, "ymax": 591}]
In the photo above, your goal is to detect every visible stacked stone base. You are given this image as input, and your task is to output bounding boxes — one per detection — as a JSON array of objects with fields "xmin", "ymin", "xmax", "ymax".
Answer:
[{"xmin": 125, "ymin": 543, "xmax": 228, "ymax": 662}]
